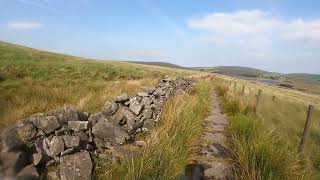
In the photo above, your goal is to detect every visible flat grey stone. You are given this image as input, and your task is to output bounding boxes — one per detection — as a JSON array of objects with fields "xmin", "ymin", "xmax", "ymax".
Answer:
[
  {"xmin": 16, "ymin": 118, "xmax": 37, "ymax": 142},
  {"xmin": 102, "ymin": 101, "xmax": 118, "ymax": 116},
  {"xmin": 78, "ymin": 112, "xmax": 90, "ymax": 121},
  {"xmin": 67, "ymin": 121, "xmax": 88, "ymax": 132},
  {"xmin": 32, "ymin": 115, "xmax": 60, "ymax": 134},
  {"xmin": 46, "ymin": 106, "xmax": 79, "ymax": 124},
  {"xmin": 32, "ymin": 153, "xmax": 42, "ymax": 165},
  {"xmin": 142, "ymin": 108, "xmax": 153, "ymax": 119},
  {"xmin": 129, "ymin": 97, "xmax": 143, "ymax": 115},
  {"xmin": 114, "ymin": 94, "xmax": 130, "ymax": 103},
  {"xmin": 92, "ymin": 118, "xmax": 130, "ymax": 145},
  {"xmin": 43, "ymin": 136, "xmax": 65, "ymax": 157},
  {"xmin": 62, "ymin": 135, "xmax": 80, "ymax": 148},
  {"xmin": 112, "ymin": 106, "xmax": 136, "ymax": 130},
  {"xmin": 60, "ymin": 151, "xmax": 92, "ymax": 180},
  {"xmin": 137, "ymin": 91, "xmax": 148, "ymax": 97}
]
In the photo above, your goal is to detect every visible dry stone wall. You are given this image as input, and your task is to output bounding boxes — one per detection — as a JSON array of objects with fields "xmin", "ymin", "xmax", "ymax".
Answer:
[{"xmin": 0, "ymin": 76, "xmax": 194, "ymax": 180}]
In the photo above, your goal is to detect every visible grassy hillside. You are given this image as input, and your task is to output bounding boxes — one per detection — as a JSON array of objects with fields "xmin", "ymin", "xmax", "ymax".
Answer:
[
  {"xmin": 196, "ymin": 66, "xmax": 272, "ymax": 78},
  {"xmin": 202, "ymin": 66, "xmax": 320, "ymax": 95},
  {"xmin": 124, "ymin": 61, "xmax": 187, "ymax": 69},
  {"xmin": 287, "ymin": 73, "xmax": 320, "ymax": 81},
  {"xmin": 0, "ymin": 41, "xmax": 196, "ymax": 127}
]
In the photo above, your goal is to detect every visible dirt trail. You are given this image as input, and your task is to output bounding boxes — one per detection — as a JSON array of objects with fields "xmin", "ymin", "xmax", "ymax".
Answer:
[{"xmin": 195, "ymin": 87, "xmax": 233, "ymax": 179}]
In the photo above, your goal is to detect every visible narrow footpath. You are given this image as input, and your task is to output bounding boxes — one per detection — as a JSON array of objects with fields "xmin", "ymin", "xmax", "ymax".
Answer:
[{"xmin": 196, "ymin": 87, "xmax": 233, "ymax": 179}]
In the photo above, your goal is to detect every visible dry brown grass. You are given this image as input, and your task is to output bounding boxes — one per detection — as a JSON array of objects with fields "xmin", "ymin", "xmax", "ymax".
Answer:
[
  {"xmin": 95, "ymin": 80, "xmax": 212, "ymax": 179},
  {"xmin": 0, "ymin": 78, "xmax": 157, "ymax": 128},
  {"xmin": 215, "ymin": 75, "xmax": 320, "ymax": 179}
]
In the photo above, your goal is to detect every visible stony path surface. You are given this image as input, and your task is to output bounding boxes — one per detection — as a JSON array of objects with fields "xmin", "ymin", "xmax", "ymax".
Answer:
[{"xmin": 196, "ymin": 87, "xmax": 233, "ymax": 179}]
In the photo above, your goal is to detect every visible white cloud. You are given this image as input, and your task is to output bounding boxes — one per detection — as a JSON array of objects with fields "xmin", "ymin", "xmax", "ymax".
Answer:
[
  {"xmin": 187, "ymin": 10, "xmax": 320, "ymax": 41},
  {"xmin": 188, "ymin": 10, "xmax": 279, "ymax": 35},
  {"xmin": 283, "ymin": 19, "xmax": 320, "ymax": 40},
  {"xmin": 7, "ymin": 21, "xmax": 43, "ymax": 30}
]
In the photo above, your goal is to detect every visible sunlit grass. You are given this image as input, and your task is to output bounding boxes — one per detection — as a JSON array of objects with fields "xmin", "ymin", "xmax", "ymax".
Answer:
[{"xmin": 215, "ymin": 78, "xmax": 320, "ymax": 179}]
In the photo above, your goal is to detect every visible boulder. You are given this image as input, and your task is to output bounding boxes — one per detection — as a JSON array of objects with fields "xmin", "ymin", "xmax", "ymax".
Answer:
[
  {"xmin": 141, "ymin": 97, "xmax": 152, "ymax": 107},
  {"xmin": 43, "ymin": 136, "xmax": 65, "ymax": 157},
  {"xmin": 0, "ymin": 151, "xmax": 28, "ymax": 176},
  {"xmin": 62, "ymin": 135, "xmax": 80, "ymax": 148},
  {"xmin": 129, "ymin": 97, "xmax": 143, "ymax": 115},
  {"xmin": 46, "ymin": 106, "xmax": 79, "ymax": 124},
  {"xmin": 1, "ymin": 126, "xmax": 23, "ymax": 152},
  {"xmin": 142, "ymin": 108, "xmax": 153, "ymax": 119},
  {"xmin": 93, "ymin": 137, "xmax": 111, "ymax": 148},
  {"xmin": 78, "ymin": 112, "xmax": 90, "ymax": 121},
  {"xmin": 75, "ymin": 131, "xmax": 90, "ymax": 148},
  {"xmin": 153, "ymin": 88, "xmax": 165, "ymax": 97},
  {"xmin": 88, "ymin": 113, "xmax": 105, "ymax": 127},
  {"xmin": 17, "ymin": 165, "xmax": 39, "ymax": 180},
  {"xmin": 67, "ymin": 121, "xmax": 88, "ymax": 132},
  {"xmin": 32, "ymin": 153, "xmax": 42, "ymax": 165},
  {"xmin": 146, "ymin": 87, "xmax": 155, "ymax": 94},
  {"xmin": 112, "ymin": 106, "xmax": 136, "ymax": 130},
  {"xmin": 32, "ymin": 115, "xmax": 60, "ymax": 134},
  {"xmin": 137, "ymin": 91, "xmax": 148, "ymax": 97},
  {"xmin": 92, "ymin": 118, "xmax": 130, "ymax": 145},
  {"xmin": 114, "ymin": 94, "xmax": 130, "ymax": 103},
  {"xmin": 102, "ymin": 101, "xmax": 118, "ymax": 116},
  {"xmin": 60, "ymin": 151, "xmax": 92, "ymax": 180},
  {"xmin": 16, "ymin": 118, "xmax": 38, "ymax": 143},
  {"xmin": 34, "ymin": 139, "xmax": 46, "ymax": 155}
]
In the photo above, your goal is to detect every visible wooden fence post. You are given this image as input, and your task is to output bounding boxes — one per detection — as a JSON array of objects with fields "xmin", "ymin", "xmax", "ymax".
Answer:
[
  {"xmin": 242, "ymin": 84, "xmax": 245, "ymax": 94},
  {"xmin": 234, "ymin": 82, "xmax": 237, "ymax": 92},
  {"xmin": 272, "ymin": 95, "xmax": 276, "ymax": 101},
  {"xmin": 254, "ymin": 89, "xmax": 262, "ymax": 115},
  {"xmin": 298, "ymin": 105, "xmax": 314, "ymax": 153}
]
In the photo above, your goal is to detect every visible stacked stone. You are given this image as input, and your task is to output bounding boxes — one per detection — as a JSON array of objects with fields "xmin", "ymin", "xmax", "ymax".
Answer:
[{"xmin": 0, "ymin": 76, "xmax": 193, "ymax": 180}]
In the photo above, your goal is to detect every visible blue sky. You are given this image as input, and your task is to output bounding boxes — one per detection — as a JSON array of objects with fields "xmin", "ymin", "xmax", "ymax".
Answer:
[{"xmin": 0, "ymin": 0, "xmax": 320, "ymax": 74}]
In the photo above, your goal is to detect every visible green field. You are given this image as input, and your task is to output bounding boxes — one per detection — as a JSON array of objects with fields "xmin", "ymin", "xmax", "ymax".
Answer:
[{"xmin": 0, "ymin": 41, "xmax": 195, "ymax": 127}]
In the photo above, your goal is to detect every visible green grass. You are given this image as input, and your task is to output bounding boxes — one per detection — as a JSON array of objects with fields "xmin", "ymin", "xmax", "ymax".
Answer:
[
  {"xmin": 95, "ymin": 80, "xmax": 212, "ymax": 180},
  {"xmin": 215, "ymin": 76, "xmax": 320, "ymax": 178},
  {"xmin": 215, "ymin": 82, "xmax": 309, "ymax": 180},
  {"xmin": 0, "ymin": 41, "xmax": 196, "ymax": 127}
]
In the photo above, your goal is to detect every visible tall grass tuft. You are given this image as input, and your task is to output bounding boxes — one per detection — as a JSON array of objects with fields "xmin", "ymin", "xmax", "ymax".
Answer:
[
  {"xmin": 95, "ymin": 80, "xmax": 212, "ymax": 180},
  {"xmin": 215, "ymin": 82, "xmax": 307, "ymax": 180}
]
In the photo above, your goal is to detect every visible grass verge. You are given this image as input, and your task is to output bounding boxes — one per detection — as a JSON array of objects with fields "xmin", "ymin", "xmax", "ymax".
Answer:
[
  {"xmin": 95, "ymin": 80, "xmax": 212, "ymax": 180},
  {"xmin": 215, "ymin": 82, "xmax": 308, "ymax": 180}
]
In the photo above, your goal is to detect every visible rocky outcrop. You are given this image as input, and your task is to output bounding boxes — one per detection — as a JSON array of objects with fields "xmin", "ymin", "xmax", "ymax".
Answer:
[{"xmin": 0, "ymin": 76, "xmax": 194, "ymax": 180}]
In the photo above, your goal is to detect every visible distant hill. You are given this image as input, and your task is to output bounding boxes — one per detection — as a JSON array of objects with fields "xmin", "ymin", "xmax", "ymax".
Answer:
[
  {"xmin": 125, "ymin": 61, "xmax": 187, "ymax": 69},
  {"xmin": 286, "ymin": 73, "xmax": 320, "ymax": 82},
  {"xmin": 195, "ymin": 66, "xmax": 274, "ymax": 78}
]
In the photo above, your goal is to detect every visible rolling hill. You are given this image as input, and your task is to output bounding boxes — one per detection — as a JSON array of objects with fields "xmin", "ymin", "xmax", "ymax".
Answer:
[
  {"xmin": 286, "ymin": 73, "xmax": 320, "ymax": 82},
  {"xmin": 194, "ymin": 66, "xmax": 274, "ymax": 78},
  {"xmin": 124, "ymin": 61, "xmax": 187, "ymax": 69}
]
